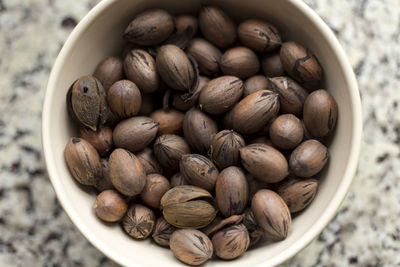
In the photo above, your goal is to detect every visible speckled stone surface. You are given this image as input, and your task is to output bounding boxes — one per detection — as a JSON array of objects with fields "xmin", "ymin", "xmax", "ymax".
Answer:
[{"xmin": 0, "ymin": 0, "xmax": 399, "ymax": 266}]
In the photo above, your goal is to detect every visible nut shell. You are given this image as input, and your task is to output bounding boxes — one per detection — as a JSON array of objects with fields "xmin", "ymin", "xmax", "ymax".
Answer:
[
  {"xmin": 262, "ymin": 53, "xmax": 285, "ymax": 77},
  {"xmin": 210, "ymin": 130, "xmax": 245, "ymax": 169},
  {"xmin": 94, "ymin": 190, "xmax": 127, "ymax": 222},
  {"xmin": 277, "ymin": 178, "xmax": 318, "ymax": 213},
  {"xmin": 122, "ymin": 204, "xmax": 155, "ymax": 239},
  {"xmin": 135, "ymin": 147, "xmax": 163, "ymax": 175},
  {"xmin": 95, "ymin": 159, "xmax": 114, "ymax": 191},
  {"xmin": 107, "ymin": 80, "xmax": 142, "ymax": 118},
  {"xmin": 269, "ymin": 114, "xmax": 303, "ymax": 150},
  {"xmin": 79, "ymin": 126, "xmax": 113, "ymax": 157},
  {"xmin": 212, "ymin": 224, "xmax": 250, "ymax": 260},
  {"xmin": 140, "ymin": 174, "xmax": 171, "ymax": 209},
  {"xmin": 244, "ymin": 75, "xmax": 270, "ymax": 97},
  {"xmin": 170, "ymin": 173, "xmax": 188, "ymax": 187},
  {"xmin": 93, "ymin": 56, "xmax": 124, "ymax": 91},
  {"xmin": 238, "ymin": 19, "xmax": 281, "ymax": 53},
  {"xmin": 187, "ymin": 38, "xmax": 222, "ymax": 76},
  {"xmin": 175, "ymin": 14, "xmax": 198, "ymax": 37},
  {"xmin": 152, "ymin": 216, "xmax": 176, "ymax": 247},
  {"xmin": 220, "ymin": 47, "xmax": 260, "ymax": 79},
  {"xmin": 172, "ymin": 76, "xmax": 209, "ymax": 112},
  {"xmin": 154, "ymin": 134, "xmax": 190, "ymax": 170},
  {"xmin": 150, "ymin": 109, "xmax": 184, "ymax": 136}
]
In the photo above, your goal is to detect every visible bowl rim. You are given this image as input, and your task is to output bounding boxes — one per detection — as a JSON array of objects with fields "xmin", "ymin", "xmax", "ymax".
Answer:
[{"xmin": 42, "ymin": 0, "xmax": 363, "ymax": 266}]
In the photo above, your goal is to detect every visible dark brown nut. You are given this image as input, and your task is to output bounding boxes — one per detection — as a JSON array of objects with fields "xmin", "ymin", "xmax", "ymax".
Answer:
[
  {"xmin": 94, "ymin": 189, "xmax": 127, "ymax": 222},
  {"xmin": 123, "ymin": 9, "xmax": 174, "ymax": 45},
  {"xmin": 109, "ymin": 148, "xmax": 146, "ymax": 196},
  {"xmin": 140, "ymin": 173, "xmax": 171, "ymax": 209},
  {"xmin": 210, "ymin": 130, "xmax": 245, "ymax": 169},
  {"xmin": 150, "ymin": 109, "xmax": 184, "ymax": 136},
  {"xmin": 303, "ymin": 89, "xmax": 338, "ymax": 138},
  {"xmin": 170, "ymin": 172, "xmax": 188, "ymax": 187},
  {"xmin": 183, "ymin": 108, "xmax": 218, "ymax": 154},
  {"xmin": 124, "ymin": 49, "xmax": 159, "ymax": 93},
  {"xmin": 95, "ymin": 159, "xmax": 114, "ymax": 191},
  {"xmin": 113, "ymin": 116, "xmax": 159, "ymax": 153},
  {"xmin": 79, "ymin": 126, "xmax": 113, "ymax": 157},
  {"xmin": 231, "ymin": 90, "xmax": 280, "ymax": 134},
  {"xmin": 139, "ymin": 93, "xmax": 156, "ymax": 116},
  {"xmin": 199, "ymin": 76, "xmax": 243, "ymax": 114},
  {"xmin": 170, "ymin": 229, "xmax": 213, "ymax": 266},
  {"xmin": 201, "ymin": 214, "xmax": 244, "ymax": 236},
  {"xmin": 268, "ymin": 76, "xmax": 309, "ymax": 116},
  {"xmin": 152, "ymin": 216, "xmax": 176, "ymax": 247},
  {"xmin": 187, "ymin": 38, "xmax": 222, "ymax": 76},
  {"xmin": 301, "ymin": 119, "xmax": 313, "ymax": 141},
  {"xmin": 251, "ymin": 189, "xmax": 291, "ymax": 240},
  {"xmin": 240, "ymin": 144, "xmax": 288, "ymax": 183},
  {"xmin": 156, "ymin": 45, "xmax": 194, "ymax": 91},
  {"xmin": 238, "ymin": 19, "xmax": 281, "ymax": 53},
  {"xmin": 262, "ymin": 53, "xmax": 285, "ymax": 77},
  {"xmin": 64, "ymin": 138, "xmax": 102, "ymax": 186},
  {"xmin": 93, "ymin": 56, "xmax": 124, "ymax": 91},
  {"xmin": 198, "ymin": 6, "xmax": 236, "ymax": 48},
  {"xmin": 154, "ymin": 134, "xmax": 190, "ymax": 170},
  {"xmin": 244, "ymin": 75, "xmax": 271, "ymax": 97},
  {"xmin": 280, "ymin": 41, "xmax": 323, "ymax": 87},
  {"xmin": 289, "ymin": 139, "xmax": 328, "ymax": 178},
  {"xmin": 122, "ymin": 204, "xmax": 155, "ymax": 239},
  {"xmin": 161, "ymin": 185, "xmax": 217, "ymax": 228},
  {"xmin": 269, "ymin": 114, "xmax": 304, "ymax": 150},
  {"xmin": 180, "ymin": 154, "xmax": 219, "ymax": 192},
  {"xmin": 247, "ymin": 136, "xmax": 274, "ymax": 146},
  {"xmin": 66, "ymin": 75, "xmax": 109, "ymax": 131},
  {"xmin": 245, "ymin": 174, "xmax": 270, "ymax": 205},
  {"xmin": 242, "ymin": 209, "xmax": 265, "ymax": 247},
  {"xmin": 277, "ymin": 178, "xmax": 318, "ymax": 213},
  {"xmin": 175, "ymin": 14, "xmax": 198, "ymax": 37},
  {"xmin": 136, "ymin": 147, "xmax": 163, "ymax": 175},
  {"xmin": 172, "ymin": 76, "xmax": 209, "ymax": 112},
  {"xmin": 220, "ymin": 47, "xmax": 260, "ymax": 79},
  {"xmin": 215, "ymin": 167, "xmax": 248, "ymax": 217},
  {"xmin": 107, "ymin": 80, "xmax": 141, "ymax": 118},
  {"xmin": 212, "ymin": 224, "xmax": 250, "ymax": 260}
]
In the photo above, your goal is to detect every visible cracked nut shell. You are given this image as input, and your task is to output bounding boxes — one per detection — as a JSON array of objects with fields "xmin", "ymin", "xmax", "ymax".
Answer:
[{"xmin": 122, "ymin": 204, "xmax": 155, "ymax": 239}]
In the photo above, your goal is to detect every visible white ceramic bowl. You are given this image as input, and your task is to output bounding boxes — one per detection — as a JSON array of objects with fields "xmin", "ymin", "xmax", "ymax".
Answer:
[{"xmin": 42, "ymin": 0, "xmax": 362, "ymax": 266}]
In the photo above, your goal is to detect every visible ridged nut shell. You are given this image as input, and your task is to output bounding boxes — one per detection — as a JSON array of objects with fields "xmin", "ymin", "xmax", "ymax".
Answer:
[
  {"xmin": 210, "ymin": 130, "xmax": 245, "ymax": 169},
  {"xmin": 122, "ymin": 204, "xmax": 155, "ymax": 239},
  {"xmin": 152, "ymin": 216, "xmax": 176, "ymax": 247},
  {"xmin": 154, "ymin": 134, "xmax": 191, "ymax": 170},
  {"xmin": 238, "ymin": 19, "xmax": 281, "ymax": 53},
  {"xmin": 231, "ymin": 90, "xmax": 280, "ymax": 134},
  {"xmin": 109, "ymin": 148, "xmax": 146, "ymax": 196},
  {"xmin": 123, "ymin": 9, "xmax": 174, "ymax": 45},
  {"xmin": 199, "ymin": 76, "xmax": 243, "ymax": 114},
  {"xmin": 277, "ymin": 178, "xmax": 318, "ymax": 213},
  {"xmin": 170, "ymin": 173, "xmax": 188, "ymax": 187},
  {"xmin": 95, "ymin": 158, "xmax": 114, "ymax": 191},
  {"xmin": 220, "ymin": 47, "xmax": 260, "ymax": 79},
  {"xmin": 93, "ymin": 56, "xmax": 124, "ymax": 91},
  {"xmin": 251, "ymin": 189, "xmax": 291, "ymax": 240},
  {"xmin": 187, "ymin": 38, "xmax": 222, "ymax": 76},
  {"xmin": 172, "ymin": 76, "xmax": 209, "ymax": 112},
  {"xmin": 79, "ymin": 126, "xmax": 113, "ymax": 157},
  {"xmin": 240, "ymin": 144, "xmax": 288, "ymax": 183},
  {"xmin": 113, "ymin": 116, "xmax": 159, "ymax": 153},
  {"xmin": 150, "ymin": 109, "xmax": 184, "ymax": 136},
  {"xmin": 269, "ymin": 114, "xmax": 304, "ymax": 150},
  {"xmin": 212, "ymin": 224, "xmax": 250, "ymax": 260},
  {"xmin": 175, "ymin": 14, "xmax": 198, "ymax": 36},
  {"xmin": 64, "ymin": 138, "xmax": 102, "ymax": 186},
  {"xmin": 135, "ymin": 147, "xmax": 163, "ymax": 175},
  {"xmin": 289, "ymin": 140, "xmax": 328, "ymax": 178},
  {"xmin": 107, "ymin": 80, "xmax": 142, "ymax": 118},
  {"xmin": 140, "ymin": 173, "xmax": 171, "ymax": 209}
]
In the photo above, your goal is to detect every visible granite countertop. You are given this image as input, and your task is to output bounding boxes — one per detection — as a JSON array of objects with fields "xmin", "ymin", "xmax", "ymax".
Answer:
[{"xmin": 0, "ymin": 0, "xmax": 399, "ymax": 266}]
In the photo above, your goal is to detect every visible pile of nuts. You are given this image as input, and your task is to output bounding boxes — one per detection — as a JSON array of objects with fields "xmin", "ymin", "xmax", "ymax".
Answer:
[{"xmin": 64, "ymin": 6, "xmax": 338, "ymax": 265}]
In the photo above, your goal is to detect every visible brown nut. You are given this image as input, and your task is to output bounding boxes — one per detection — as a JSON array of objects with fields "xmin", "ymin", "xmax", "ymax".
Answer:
[
  {"xmin": 201, "ymin": 214, "xmax": 244, "ymax": 236},
  {"xmin": 301, "ymin": 119, "xmax": 313, "ymax": 141},
  {"xmin": 180, "ymin": 154, "xmax": 219, "ymax": 192},
  {"xmin": 187, "ymin": 38, "xmax": 222, "ymax": 76},
  {"xmin": 231, "ymin": 90, "xmax": 279, "ymax": 134},
  {"xmin": 175, "ymin": 14, "xmax": 198, "ymax": 37},
  {"xmin": 79, "ymin": 126, "xmax": 113, "ymax": 157},
  {"xmin": 170, "ymin": 229, "xmax": 213, "ymax": 266},
  {"xmin": 140, "ymin": 173, "xmax": 171, "ymax": 209},
  {"xmin": 113, "ymin": 116, "xmax": 159, "ymax": 153},
  {"xmin": 95, "ymin": 158, "xmax": 114, "ymax": 191},
  {"xmin": 64, "ymin": 138, "xmax": 102, "ymax": 186},
  {"xmin": 139, "ymin": 93, "xmax": 156, "ymax": 116},
  {"xmin": 150, "ymin": 109, "xmax": 184, "ymax": 136},
  {"xmin": 289, "ymin": 139, "xmax": 328, "ymax": 178},
  {"xmin": 268, "ymin": 76, "xmax": 309, "ymax": 116},
  {"xmin": 262, "ymin": 53, "xmax": 285, "ymax": 77},
  {"xmin": 156, "ymin": 45, "xmax": 194, "ymax": 91},
  {"xmin": 303, "ymin": 89, "xmax": 338, "ymax": 138},
  {"xmin": 210, "ymin": 130, "xmax": 245, "ymax": 169},
  {"xmin": 161, "ymin": 185, "xmax": 217, "ymax": 229},
  {"xmin": 247, "ymin": 136, "xmax": 274, "ymax": 146},
  {"xmin": 152, "ymin": 216, "xmax": 176, "ymax": 247},
  {"xmin": 220, "ymin": 46, "xmax": 260, "ymax": 79},
  {"xmin": 66, "ymin": 75, "xmax": 109, "ymax": 131},
  {"xmin": 94, "ymin": 189, "xmax": 127, "ymax": 222},
  {"xmin": 107, "ymin": 80, "xmax": 142, "ymax": 118},
  {"xmin": 172, "ymin": 76, "xmax": 209, "ymax": 112},
  {"xmin": 123, "ymin": 9, "xmax": 174, "ymax": 45},
  {"xmin": 269, "ymin": 114, "xmax": 304, "ymax": 150},
  {"xmin": 183, "ymin": 107, "xmax": 218, "ymax": 154},
  {"xmin": 135, "ymin": 147, "xmax": 163, "ymax": 175},
  {"xmin": 124, "ymin": 49, "xmax": 159, "ymax": 93},
  {"xmin": 212, "ymin": 224, "xmax": 250, "ymax": 260},
  {"xmin": 170, "ymin": 172, "xmax": 188, "ymax": 187},
  {"xmin": 242, "ymin": 209, "xmax": 265, "ymax": 247},
  {"xmin": 215, "ymin": 167, "xmax": 248, "ymax": 217},
  {"xmin": 238, "ymin": 19, "xmax": 281, "ymax": 53},
  {"xmin": 93, "ymin": 56, "xmax": 124, "ymax": 91},
  {"xmin": 244, "ymin": 75, "xmax": 271, "ymax": 97},
  {"xmin": 251, "ymin": 189, "xmax": 291, "ymax": 240},
  {"xmin": 280, "ymin": 41, "xmax": 323, "ymax": 87},
  {"xmin": 277, "ymin": 178, "xmax": 319, "ymax": 213},
  {"xmin": 245, "ymin": 174, "xmax": 270, "ymax": 205},
  {"xmin": 109, "ymin": 148, "xmax": 146, "ymax": 196},
  {"xmin": 199, "ymin": 76, "xmax": 243, "ymax": 114},
  {"xmin": 240, "ymin": 144, "xmax": 288, "ymax": 183},
  {"xmin": 198, "ymin": 6, "xmax": 236, "ymax": 48},
  {"xmin": 154, "ymin": 134, "xmax": 191, "ymax": 170},
  {"xmin": 122, "ymin": 204, "xmax": 155, "ymax": 239}
]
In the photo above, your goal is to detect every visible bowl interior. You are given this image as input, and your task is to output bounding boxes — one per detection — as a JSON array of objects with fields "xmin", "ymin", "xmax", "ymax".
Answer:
[{"xmin": 43, "ymin": 0, "xmax": 361, "ymax": 266}]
